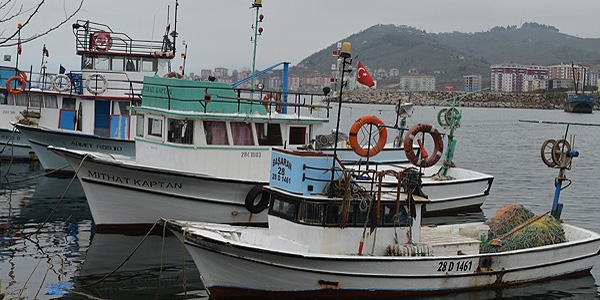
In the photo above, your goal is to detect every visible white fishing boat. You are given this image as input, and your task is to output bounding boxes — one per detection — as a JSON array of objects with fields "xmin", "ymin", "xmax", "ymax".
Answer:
[
  {"xmin": 164, "ymin": 130, "xmax": 600, "ymax": 299},
  {"xmin": 3, "ymin": 18, "xmax": 176, "ymax": 172},
  {"xmin": 49, "ymin": 75, "xmax": 332, "ymax": 231}
]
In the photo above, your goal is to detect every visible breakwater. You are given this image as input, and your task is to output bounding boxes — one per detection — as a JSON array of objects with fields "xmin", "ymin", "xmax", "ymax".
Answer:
[{"xmin": 343, "ymin": 90, "xmax": 599, "ymax": 110}]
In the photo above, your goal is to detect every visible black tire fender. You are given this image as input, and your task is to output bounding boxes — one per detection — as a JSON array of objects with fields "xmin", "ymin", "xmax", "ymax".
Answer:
[{"xmin": 244, "ymin": 185, "xmax": 269, "ymax": 214}]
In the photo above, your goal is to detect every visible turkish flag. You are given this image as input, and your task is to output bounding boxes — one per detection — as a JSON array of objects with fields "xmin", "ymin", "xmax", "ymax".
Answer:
[{"xmin": 357, "ymin": 61, "xmax": 375, "ymax": 88}]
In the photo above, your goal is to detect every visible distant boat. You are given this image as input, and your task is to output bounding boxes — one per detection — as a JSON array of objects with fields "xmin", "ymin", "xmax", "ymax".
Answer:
[
  {"xmin": 564, "ymin": 63, "xmax": 596, "ymax": 113},
  {"xmin": 564, "ymin": 93, "xmax": 596, "ymax": 113}
]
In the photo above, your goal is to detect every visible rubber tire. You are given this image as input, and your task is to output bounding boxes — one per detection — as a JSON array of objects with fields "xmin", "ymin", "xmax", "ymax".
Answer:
[{"xmin": 244, "ymin": 185, "xmax": 269, "ymax": 214}]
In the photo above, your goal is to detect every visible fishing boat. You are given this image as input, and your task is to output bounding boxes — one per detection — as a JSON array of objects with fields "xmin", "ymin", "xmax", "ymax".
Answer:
[
  {"xmin": 163, "ymin": 126, "xmax": 600, "ymax": 299},
  {"xmin": 3, "ymin": 18, "xmax": 177, "ymax": 172},
  {"xmin": 564, "ymin": 63, "xmax": 597, "ymax": 113}
]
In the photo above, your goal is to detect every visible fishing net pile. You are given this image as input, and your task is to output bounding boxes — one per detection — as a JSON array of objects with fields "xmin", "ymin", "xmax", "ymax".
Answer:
[{"xmin": 480, "ymin": 203, "xmax": 567, "ymax": 253}]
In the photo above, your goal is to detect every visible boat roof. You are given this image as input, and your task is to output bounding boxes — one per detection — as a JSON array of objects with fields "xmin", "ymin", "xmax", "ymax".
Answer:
[{"xmin": 132, "ymin": 75, "xmax": 330, "ymax": 124}]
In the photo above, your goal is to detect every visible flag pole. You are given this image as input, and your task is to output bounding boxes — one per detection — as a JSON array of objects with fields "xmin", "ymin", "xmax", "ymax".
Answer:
[
  {"xmin": 41, "ymin": 44, "xmax": 47, "ymax": 89},
  {"xmin": 15, "ymin": 23, "xmax": 22, "ymax": 76}
]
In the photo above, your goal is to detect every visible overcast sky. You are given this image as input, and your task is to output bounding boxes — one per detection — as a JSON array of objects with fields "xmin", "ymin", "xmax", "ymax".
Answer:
[{"xmin": 3, "ymin": 0, "xmax": 600, "ymax": 75}]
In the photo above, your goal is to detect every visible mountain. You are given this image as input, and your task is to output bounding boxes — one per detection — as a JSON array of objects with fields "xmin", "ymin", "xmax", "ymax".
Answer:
[{"xmin": 290, "ymin": 23, "xmax": 600, "ymax": 88}]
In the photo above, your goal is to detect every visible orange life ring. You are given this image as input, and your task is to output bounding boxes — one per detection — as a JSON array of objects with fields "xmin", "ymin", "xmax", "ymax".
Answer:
[
  {"xmin": 403, "ymin": 123, "xmax": 444, "ymax": 168},
  {"xmin": 164, "ymin": 72, "xmax": 183, "ymax": 79},
  {"xmin": 91, "ymin": 31, "xmax": 112, "ymax": 52},
  {"xmin": 348, "ymin": 115, "xmax": 387, "ymax": 157},
  {"xmin": 263, "ymin": 92, "xmax": 282, "ymax": 113},
  {"xmin": 6, "ymin": 75, "xmax": 26, "ymax": 94}
]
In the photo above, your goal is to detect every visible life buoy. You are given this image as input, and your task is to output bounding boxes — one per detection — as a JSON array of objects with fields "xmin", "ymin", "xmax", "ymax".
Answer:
[
  {"xmin": 85, "ymin": 73, "xmax": 108, "ymax": 94},
  {"xmin": 17, "ymin": 71, "xmax": 27, "ymax": 82},
  {"xmin": 348, "ymin": 115, "xmax": 387, "ymax": 157},
  {"xmin": 91, "ymin": 31, "xmax": 112, "ymax": 52},
  {"xmin": 6, "ymin": 75, "xmax": 26, "ymax": 94},
  {"xmin": 36, "ymin": 74, "xmax": 55, "ymax": 90},
  {"xmin": 52, "ymin": 74, "xmax": 71, "ymax": 92},
  {"xmin": 263, "ymin": 92, "xmax": 282, "ymax": 113},
  {"xmin": 164, "ymin": 72, "xmax": 183, "ymax": 79},
  {"xmin": 244, "ymin": 185, "xmax": 269, "ymax": 214},
  {"xmin": 403, "ymin": 123, "xmax": 444, "ymax": 168}
]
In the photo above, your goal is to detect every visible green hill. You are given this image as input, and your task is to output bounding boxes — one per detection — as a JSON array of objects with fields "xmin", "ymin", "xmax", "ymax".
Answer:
[{"xmin": 290, "ymin": 23, "xmax": 600, "ymax": 89}]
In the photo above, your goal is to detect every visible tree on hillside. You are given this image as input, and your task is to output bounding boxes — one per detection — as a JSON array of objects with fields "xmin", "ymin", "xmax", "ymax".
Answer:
[{"xmin": 0, "ymin": 0, "xmax": 84, "ymax": 48}]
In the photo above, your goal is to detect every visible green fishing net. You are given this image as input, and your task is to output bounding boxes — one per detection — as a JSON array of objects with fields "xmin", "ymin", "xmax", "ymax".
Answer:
[
  {"xmin": 484, "ymin": 203, "xmax": 534, "ymax": 239},
  {"xmin": 480, "ymin": 204, "xmax": 567, "ymax": 253}
]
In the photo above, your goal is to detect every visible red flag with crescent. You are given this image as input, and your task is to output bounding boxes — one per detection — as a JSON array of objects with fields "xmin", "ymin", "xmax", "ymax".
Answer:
[{"xmin": 357, "ymin": 61, "xmax": 375, "ymax": 88}]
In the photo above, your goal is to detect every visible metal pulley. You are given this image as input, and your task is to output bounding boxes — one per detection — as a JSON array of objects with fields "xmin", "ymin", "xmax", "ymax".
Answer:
[
  {"xmin": 540, "ymin": 138, "xmax": 578, "ymax": 168},
  {"xmin": 437, "ymin": 107, "xmax": 461, "ymax": 129}
]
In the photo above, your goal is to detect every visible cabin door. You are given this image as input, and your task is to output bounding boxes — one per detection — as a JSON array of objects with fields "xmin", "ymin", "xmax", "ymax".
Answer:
[{"xmin": 94, "ymin": 100, "xmax": 111, "ymax": 137}]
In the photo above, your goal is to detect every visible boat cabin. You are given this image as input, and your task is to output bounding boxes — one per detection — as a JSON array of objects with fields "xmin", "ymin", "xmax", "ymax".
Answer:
[{"xmin": 131, "ymin": 76, "xmax": 330, "ymax": 181}]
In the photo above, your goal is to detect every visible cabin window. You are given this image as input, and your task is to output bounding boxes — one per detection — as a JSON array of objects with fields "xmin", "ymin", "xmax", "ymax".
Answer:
[
  {"xmin": 44, "ymin": 95, "xmax": 58, "ymax": 108},
  {"xmin": 125, "ymin": 59, "xmax": 138, "ymax": 71},
  {"xmin": 141, "ymin": 58, "xmax": 157, "ymax": 72},
  {"xmin": 231, "ymin": 122, "xmax": 254, "ymax": 145},
  {"xmin": 289, "ymin": 126, "xmax": 307, "ymax": 145},
  {"xmin": 324, "ymin": 205, "xmax": 342, "ymax": 226},
  {"xmin": 0, "ymin": 92, "xmax": 6, "ymax": 105},
  {"xmin": 94, "ymin": 57, "xmax": 109, "ymax": 70},
  {"xmin": 382, "ymin": 204, "xmax": 409, "ymax": 225},
  {"xmin": 255, "ymin": 123, "xmax": 282, "ymax": 146},
  {"xmin": 83, "ymin": 57, "xmax": 93, "ymax": 69},
  {"xmin": 136, "ymin": 114, "xmax": 145, "ymax": 137},
  {"xmin": 204, "ymin": 121, "xmax": 229, "ymax": 145},
  {"xmin": 270, "ymin": 197, "xmax": 296, "ymax": 220},
  {"xmin": 111, "ymin": 57, "xmax": 124, "ymax": 71},
  {"xmin": 112, "ymin": 101, "xmax": 130, "ymax": 115},
  {"xmin": 355, "ymin": 205, "xmax": 369, "ymax": 226},
  {"xmin": 148, "ymin": 117, "xmax": 163, "ymax": 137},
  {"xmin": 298, "ymin": 201, "xmax": 323, "ymax": 225},
  {"xmin": 29, "ymin": 94, "xmax": 42, "ymax": 108},
  {"xmin": 168, "ymin": 119, "xmax": 194, "ymax": 144},
  {"xmin": 14, "ymin": 94, "xmax": 28, "ymax": 106},
  {"xmin": 62, "ymin": 98, "xmax": 76, "ymax": 110}
]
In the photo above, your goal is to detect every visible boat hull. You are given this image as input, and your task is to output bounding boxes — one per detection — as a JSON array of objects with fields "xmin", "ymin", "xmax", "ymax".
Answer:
[
  {"xmin": 564, "ymin": 94, "xmax": 596, "ymax": 113},
  {"xmin": 51, "ymin": 147, "xmax": 268, "ymax": 231},
  {"xmin": 16, "ymin": 124, "xmax": 134, "ymax": 175},
  {"xmin": 0, "ymin": 128, "xmax": 36, "ymax": 160},
  {"xmin": 172, "ymin": 223, "xmax": 600, "ymax": 299}
]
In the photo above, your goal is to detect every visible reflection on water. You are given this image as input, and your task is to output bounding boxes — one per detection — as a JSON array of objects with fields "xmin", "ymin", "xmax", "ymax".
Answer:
[{"xmin": 1, "ymin": 106, "xmax": 600, "ymax": 298}]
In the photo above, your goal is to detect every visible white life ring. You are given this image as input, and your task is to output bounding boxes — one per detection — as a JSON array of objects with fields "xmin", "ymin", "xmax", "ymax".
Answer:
[
  {"xmin": 36, "ymin": 74, "xmax": 55, "ymax": 90},
  {"xmin": 52, "ymin": 74, "xmax": 71, "ymax": 92},
  {"xmin": 85, "ymin": 73, "xmax": 108, "ymax": 94}
]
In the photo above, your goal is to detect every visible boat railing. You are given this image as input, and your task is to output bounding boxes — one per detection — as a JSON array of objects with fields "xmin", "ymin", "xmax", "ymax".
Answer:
[
  {"xmin": 2, "ymin": 67, "xmax": 143, "ymax": 102},
  {"xmin": 73, "ymin": 20, "xmax": 172, "ymax": 57}
]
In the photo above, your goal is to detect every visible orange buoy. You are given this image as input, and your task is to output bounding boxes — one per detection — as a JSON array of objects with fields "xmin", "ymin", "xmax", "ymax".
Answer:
[
  {"xmin": 403, "ymin": 123, "xmax": 444, "ymax": 168},
  {"xmin": 348, "ymin": 115, "xmax": 387, "ymax": 157},
  {"xmin": 6, "ymin": 75, "xmax": 26, "ymax": 94}
]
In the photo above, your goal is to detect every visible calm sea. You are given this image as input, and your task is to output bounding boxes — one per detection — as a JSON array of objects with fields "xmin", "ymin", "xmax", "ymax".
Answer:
[{"xmin": 1, "ymin": 105, "xmax": 600, "ymax": 299}]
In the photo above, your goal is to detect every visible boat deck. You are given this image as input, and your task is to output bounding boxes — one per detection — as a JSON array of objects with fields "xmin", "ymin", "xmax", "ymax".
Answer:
[{"xmin": 420, "ymin": 223, "xmax": 488, "ymax": 256}]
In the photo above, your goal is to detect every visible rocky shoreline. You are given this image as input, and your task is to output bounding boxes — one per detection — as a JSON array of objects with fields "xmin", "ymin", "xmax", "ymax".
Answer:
[{"xmin": 343, "ymin": 90, "xmax": 600, "ymax": 110}]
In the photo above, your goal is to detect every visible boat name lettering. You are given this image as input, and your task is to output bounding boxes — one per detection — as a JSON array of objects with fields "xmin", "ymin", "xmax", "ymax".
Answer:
[
  {"xmin": 272, "ymin": 157, "xmax": 292, "ymax": 170},
  {"xmin": 70, "ymin": 141, "xmax": 123, "ymax": 152},
  {"xmin": 87, "ymin": 170, "xmax": 182, "ymax": 189},
  {"xmin": 143, "ymin": 85, "xmax": 171, "ymax": 95},
  {"xmin": 0, "ymin": 134, "xmax": 20, "ymax": 141},
  {"xmin": 2, "ymin": 110, "xmax": 17, "ymax": 115},
  {"xmin": 241, "ymin": 151, "xmax": 261, "ymax": 158},
  {"xmin": 437, "ymin": 260, "xmax": 472, "ymax": 272}
]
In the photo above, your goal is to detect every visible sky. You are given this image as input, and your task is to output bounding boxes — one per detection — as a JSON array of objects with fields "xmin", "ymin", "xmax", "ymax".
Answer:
[{"xmin": 2, "ymin": 0, "xmax": 600, "ymax": 75}]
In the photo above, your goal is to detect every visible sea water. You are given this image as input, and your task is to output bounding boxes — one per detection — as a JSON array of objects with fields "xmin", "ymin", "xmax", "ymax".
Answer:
[{"xmin": 1, "ymin": 104, "xmax": 600, "ymax": 299}]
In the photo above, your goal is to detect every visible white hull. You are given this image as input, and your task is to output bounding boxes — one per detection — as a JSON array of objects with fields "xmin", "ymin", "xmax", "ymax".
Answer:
[
  {"xmin": 17, "ymin": 124, "xmax": 134, "ymax": 174},
  {"xmin": 170, "ymin": 221, "xmax": 600, "ymax": 299},
  {"xmin": 52, "ymin": 147, "xmax": 268, "ymax": 230},
  {"xmin": 0, "ymin": 129, "xmax": 35, "ymax": 160}
]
